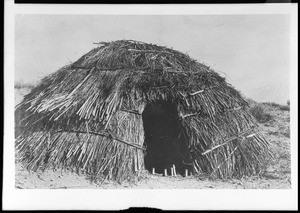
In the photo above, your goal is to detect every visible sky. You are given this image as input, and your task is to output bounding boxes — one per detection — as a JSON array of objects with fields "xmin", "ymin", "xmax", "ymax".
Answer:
[{"xmin": 15, "ymin": 14, "xmax": 291, "ymax": 104}]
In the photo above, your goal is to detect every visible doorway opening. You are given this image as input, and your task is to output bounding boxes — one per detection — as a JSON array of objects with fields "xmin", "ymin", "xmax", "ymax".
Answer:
[{"xmin": 142, "ymin": 101, "xmax": 188, "ymax": 176}]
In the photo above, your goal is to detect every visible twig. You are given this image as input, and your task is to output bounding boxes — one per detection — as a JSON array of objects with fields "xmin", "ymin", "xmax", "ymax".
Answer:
[
  {"xmin": 181, "ymin": 105, "xmax": 245, "ymax": 119},
  {"xmin": 119, "ymin": 109, "xmax": 141, "ymax": 115},
  {"xmin": 185, "ymin": 169, "xmax": 188, "ymax": 177},
  {"xmin": 71, "ymin": 65, "xmax": 90, "ymax": 70},
  {"xmin": 93, "ymin": 42, "xmax": 108, "ymax": 45},
  {"xmin": 181, "ymin": 112, "xmax": 199, "ymax": 119},
  {"xmin": 54, "ymin": 130, "xmax": 145, "ymax": 150},
  {"xmin": 209, "ymin": 144, "xmax": 240, "ymax": 177},
  {"xmin": 202, "ymin": 128, "xmax": 255, "ymax": 155},
  {"xmin": 67, "ymin": 67, "xmax": 95, "ymax": 98},
  {"xmin": 187, "ymin": 86, "xmax": 217, "ymax": 97},
  {"xmin": 97, "ymin": 67, "xmax": 126, "ymax": 71},
  {"xmin": 127, "ymin": 49, "xmax": 174, "ymax": 55},
  {"xmin": 173, "ymin": 165, "xmax": 177, "ymax": 176},
  {"xmin": 189, "ymin": 90, "xmax": 204, "ymax": 96}
]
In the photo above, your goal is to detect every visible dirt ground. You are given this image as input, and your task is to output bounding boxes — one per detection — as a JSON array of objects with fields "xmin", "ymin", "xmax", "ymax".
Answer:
[{"xmin": 14, "ymin": 88, "xmax": 291, "ymax": 189}]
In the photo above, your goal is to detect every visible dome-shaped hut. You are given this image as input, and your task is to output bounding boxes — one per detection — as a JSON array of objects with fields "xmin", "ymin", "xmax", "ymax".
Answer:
[{"xmin": 15, "ymin": 40, "xmax": 271, "ymax": 182}]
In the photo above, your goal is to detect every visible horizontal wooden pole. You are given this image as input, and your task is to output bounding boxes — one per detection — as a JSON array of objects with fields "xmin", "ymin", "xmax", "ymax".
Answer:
[
  {"xmin": 54, "ymin": 129, "xmax": 145, "ymax": 150},
  {"xmin": 119, "ymin": 109, "xmax": 141, "ymax": 115},
  {"xmin": 202, "ymin": 128, "xmax": 256, "ymax": 155},
  {"xmin": 189, "ymin": 90, "xmax": 204, "ymax": 96},
  {"xmin": 127, "ymin": 49, "xmax": 174, "ymax": 55}
]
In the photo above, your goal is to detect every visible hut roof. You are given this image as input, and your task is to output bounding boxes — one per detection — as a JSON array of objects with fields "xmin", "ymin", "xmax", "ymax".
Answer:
[{"xmin": 15, "ymin": 40, "xmax": 272, "ymax": 181}]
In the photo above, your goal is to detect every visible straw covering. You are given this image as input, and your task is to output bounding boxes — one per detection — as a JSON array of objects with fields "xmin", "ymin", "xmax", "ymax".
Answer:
[{"xmin": 15, "ymin": 40, "xmax": 272, "ymax": 181}]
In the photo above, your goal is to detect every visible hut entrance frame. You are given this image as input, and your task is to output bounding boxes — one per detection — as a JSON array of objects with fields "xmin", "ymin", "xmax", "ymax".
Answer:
[{"xmin": 142, "ymin": 101, "xmax": 187, "ymax": 176}]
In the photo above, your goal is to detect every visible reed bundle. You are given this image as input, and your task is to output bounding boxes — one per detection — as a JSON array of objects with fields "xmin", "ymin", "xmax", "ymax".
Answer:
[{"xmin": 15, "ymin": 40, "xmax": 272, "ymax": 181}]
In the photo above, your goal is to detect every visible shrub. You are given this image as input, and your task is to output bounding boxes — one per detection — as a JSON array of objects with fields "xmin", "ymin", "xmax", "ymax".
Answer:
[
  {"xmin": 282, "ymin": 132, "xmax": 290, "ymax": 138},
  {"xmin": 249, "ymin": 104, "xmax": 273, "ymax": 123},
  {"xmin": 282, "ymin": 129, "xmax": 290, "ymax": 138},
  {"xmin": 14, "ymin": 80, "xmax": 35, "ymax": 89},
  {"xmin": 279, "ymin": 105, "xmax": 290, "ymax": 111},
  {"xmin": 262, "ymin": 102, "xmax": 290, "ymax": 111},
  {"xmin": 245, "ymin": 98, "xmax": 257, "ymax": 106},
  {"xmin": 262, "ymin": 102, "xmax": 281, "ymax": 108}
]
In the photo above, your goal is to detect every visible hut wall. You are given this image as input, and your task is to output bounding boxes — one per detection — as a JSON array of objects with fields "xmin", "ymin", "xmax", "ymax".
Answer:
[{"xmin": 106, "ymin": 108, "xmax": 145, "ymax": 178}]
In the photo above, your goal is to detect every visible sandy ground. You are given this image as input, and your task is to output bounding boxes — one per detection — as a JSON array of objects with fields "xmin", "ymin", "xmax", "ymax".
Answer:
[
  {"xmin": 15, "ymin": 163, "xmax": 290, "ymax": 189},
  {"xmin": 14, "ymin": 88, "xmax": 291, "ymax": 189}
]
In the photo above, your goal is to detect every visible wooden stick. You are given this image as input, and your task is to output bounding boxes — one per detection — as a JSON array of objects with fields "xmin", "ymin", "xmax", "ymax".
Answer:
[
  {"xmin": 181, "ymin": 112, "xmax": 199, "ymax": 119},
  {"xmin": 185, "ymin": 169, "xmax": 188, "ymax": 177},
  {"xmin": 53, "ymin": 130, "xmax": 145, "ymax": 150},
  {"xmin": 181, "ymin": 106, "xmax": 245, "ymax": 119},
  {"xmin": 189, "ymin": 89, "xmax": 204, "ymax": 96},
  {"xmin": 246, "ymin": 134, "xmax": 256, "ymax": 138},
  {"xmin": 127, "ymin": 49, "xmax": 174, "ymax": 55},
  {"xmin": 209, "ymin": 145, "xmax": 240, "ymax": 176},
  {"xmin": 173, "ymin": 165, "xmax": 177, "ymax": 176},
  {"xmin": 47, "ymin": 132, "xmax": 51, "ymax": 147},
  {"xmin": 70, "ymin": 65, "xmax": 90, "ymax": 70},
  {"xmin": 134, "ymin": 153, "xmax": 138, "ymax": 172},
  {"xmin": 202, "ymin": 128, "xmax": 255, "ymax": 155},
  {"xmin": 93, "ymin": 42, "xmax": 109, "ymax": 45},
  {"xmin": 67, "ymin": 67, "xmax": 95, "ymax": 98},
  {"xmin": 152, "ymin": 168, "xmax": 155, "ymax": 174},
  {"xmin": 164, "ymin": 169, "xmax": 167, "ymax": 176},
  {"xmin": 119, "ymin": 109, "xmax": 141, "ymax": 115}
]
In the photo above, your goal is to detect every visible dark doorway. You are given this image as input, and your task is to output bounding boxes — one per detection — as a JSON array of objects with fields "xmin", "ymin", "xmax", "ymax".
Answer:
[{"xmin": 142, "ymin": 101, "xmax": 187, "ymax": 176}]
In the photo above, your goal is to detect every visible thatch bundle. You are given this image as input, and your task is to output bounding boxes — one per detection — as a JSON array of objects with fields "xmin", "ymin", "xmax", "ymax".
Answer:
[{"xmin": 15, "ymin": 40, "xmax": 272, "ymax": 182}]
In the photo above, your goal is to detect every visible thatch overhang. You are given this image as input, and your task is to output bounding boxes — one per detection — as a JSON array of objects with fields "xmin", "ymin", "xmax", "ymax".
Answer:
[{"xmin": 15, "ymin": 40, "xmax": 272, "ymax": 181}]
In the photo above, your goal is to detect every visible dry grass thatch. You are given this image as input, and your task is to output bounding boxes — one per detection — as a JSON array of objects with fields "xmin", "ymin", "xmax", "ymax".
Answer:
[{"xmin": 15, "ymin": 40, "xmax": 272, "ymax": 182}]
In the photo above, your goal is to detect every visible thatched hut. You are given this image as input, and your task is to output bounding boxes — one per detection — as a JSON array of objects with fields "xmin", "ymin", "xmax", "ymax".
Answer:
[{"xmin": 15, "ymin": 40, "xmax": 271, "ymax": 182}]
